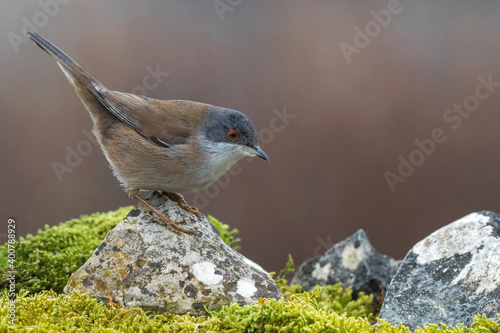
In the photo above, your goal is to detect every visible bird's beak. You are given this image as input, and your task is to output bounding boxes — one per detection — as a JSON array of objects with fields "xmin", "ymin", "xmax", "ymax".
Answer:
[{"xmin": 253, "ymin": 146, "xmax": 269, "ymax": 161}]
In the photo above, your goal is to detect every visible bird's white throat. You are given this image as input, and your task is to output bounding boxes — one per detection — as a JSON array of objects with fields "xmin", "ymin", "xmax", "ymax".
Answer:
[{"xmin": 196, "ymin": 139, "xmax": 253, "ymax": 189}]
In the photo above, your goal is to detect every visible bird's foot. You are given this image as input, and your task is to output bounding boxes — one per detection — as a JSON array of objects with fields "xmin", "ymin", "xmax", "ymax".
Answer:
[
  {"xmin": 149, "ymin": 211, "xmax": 198, "ymax": 235},
  {"xmin": 131, "ymin": 192, "xmax": 199, "ymax": 235},
  {"xmin": 162, "ymin": 192, "xmax": 201, "ymax": 217}
]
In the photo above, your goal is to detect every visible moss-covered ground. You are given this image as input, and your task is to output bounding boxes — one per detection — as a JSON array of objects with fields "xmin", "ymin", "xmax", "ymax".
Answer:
[{"xmin": 1, "ymin": 207, "xmax": 499, "ymax": 332}]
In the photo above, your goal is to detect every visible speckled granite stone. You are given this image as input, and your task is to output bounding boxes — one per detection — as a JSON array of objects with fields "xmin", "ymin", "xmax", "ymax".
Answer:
[
  {"xmin": 291, "ymin": 229, "xmax": 400, "ymax": 298},
  {"xmin": 380, "ymin": 211, "xmax": 500, "ymax": 330},
  {"xmin": 64, "ymin": 191, "xmax": 279, "ymax": 315}
]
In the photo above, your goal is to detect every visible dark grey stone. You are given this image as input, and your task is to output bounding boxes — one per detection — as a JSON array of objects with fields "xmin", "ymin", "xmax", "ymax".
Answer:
[
  {"xmin": 291, "ymin": 229, "xmax": 401, "ymax": 298},
  {"xmin": 64, "ymin": 191, "xmax": 279, "ymax": 315},
  {"xmin": 380, "ymin": 211, "xmax": 500, "ymax": 330}
]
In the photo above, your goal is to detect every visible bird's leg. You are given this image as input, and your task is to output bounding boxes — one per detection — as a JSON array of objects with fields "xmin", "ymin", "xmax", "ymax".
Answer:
[
  {"xmin": 162, "ymin": 192, "xmax": 201, "ymax": 216},
  {"xmin": 129, "ymin": 191, "xmax": 197, "ymax": 235}
]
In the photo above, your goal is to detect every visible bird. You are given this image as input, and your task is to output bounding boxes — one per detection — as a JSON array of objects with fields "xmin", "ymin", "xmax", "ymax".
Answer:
[{"xmin": 27, "ymin": 31, "xmax": 268, "ymax": 235}]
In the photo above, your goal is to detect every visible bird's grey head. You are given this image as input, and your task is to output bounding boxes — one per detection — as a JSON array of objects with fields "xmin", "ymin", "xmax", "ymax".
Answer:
[{"xmin": 202, "ymin": 106, "xmax": 268, "ymax": 161}]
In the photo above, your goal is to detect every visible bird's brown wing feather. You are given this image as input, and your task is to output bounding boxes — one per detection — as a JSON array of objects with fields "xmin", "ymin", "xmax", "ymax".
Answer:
[{"xmin": 88, "ymin": 82, "xmax": 197, "ymax": 147}]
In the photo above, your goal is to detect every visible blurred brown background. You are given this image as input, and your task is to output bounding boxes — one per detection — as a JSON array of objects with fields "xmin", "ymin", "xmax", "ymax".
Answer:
[{"xmin": 2, "ymin": 0, "xmax": 500, "ymax": 272}]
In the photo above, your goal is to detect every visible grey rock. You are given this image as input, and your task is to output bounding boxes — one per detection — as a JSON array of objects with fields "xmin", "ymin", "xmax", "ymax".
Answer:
[
  {"xmin": 64, "ymin": 191, "xmax": 279, "ymax": 315},
  {"xmin": 380, "ymin": 211, "xmax": 500, "ymax": 330},
  {"xmin": 291, "ymin": 229, "xmax": 401, "ymax": 298}
]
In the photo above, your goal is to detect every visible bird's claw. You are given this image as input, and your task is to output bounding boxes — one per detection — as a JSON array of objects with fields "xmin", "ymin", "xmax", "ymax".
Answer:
[
  {"xmin": 162, "ymin": 192, "xmax": 202, "ymax": 217},
  {"xmin": 150, "ymin": 213, "xmax": 198, "ymax": 235}
]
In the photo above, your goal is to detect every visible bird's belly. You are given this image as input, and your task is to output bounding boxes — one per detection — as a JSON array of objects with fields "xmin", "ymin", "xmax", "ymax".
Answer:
[
  {"xmin": 117, "ymin": 155, "xmax": 237, "ymax": 194},
  {"xmin": 98, "ymin": 131, "xmax": 243, "ymax": 194},
  {"xmin": 177, "ymin": 153, "xmax": 242, "ymax": 193}
]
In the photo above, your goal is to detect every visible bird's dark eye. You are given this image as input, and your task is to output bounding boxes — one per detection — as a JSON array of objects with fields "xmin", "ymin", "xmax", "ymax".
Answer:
[{"xmin": 227, "ymin": 129, "xmax": 239, "ymax": 141}]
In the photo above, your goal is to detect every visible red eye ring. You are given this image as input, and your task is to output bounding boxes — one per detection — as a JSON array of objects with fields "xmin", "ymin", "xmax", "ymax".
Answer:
[{"xmin": 227, "ymin": 129, "xmax": 239, "ymax": 141}]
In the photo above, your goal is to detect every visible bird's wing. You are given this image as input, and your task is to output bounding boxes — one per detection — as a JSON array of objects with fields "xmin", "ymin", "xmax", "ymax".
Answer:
[{"xmin": 88, "ymin": 82, "xmax": 193, "ymax": 148}]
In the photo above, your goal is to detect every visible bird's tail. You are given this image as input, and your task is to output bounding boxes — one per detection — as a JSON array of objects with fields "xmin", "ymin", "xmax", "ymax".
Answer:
[
  {"xmin": 27, "ymin": 31, "xmax": 114, "ymax": 124},
  {"xmin": 27, "ymin": 31, "xmax": 97, "ymax": 88}
]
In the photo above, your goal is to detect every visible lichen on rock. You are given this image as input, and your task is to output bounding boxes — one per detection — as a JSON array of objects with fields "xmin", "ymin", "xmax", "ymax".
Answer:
[
  {"xmin": 64, "ymin": 191, "xmax": 279, "ymax": 315},
  {"xmin": 380, "ymin": 211, "xmax": 500, "ymax": 330},
  {"xmin": 291, "ymin": 229, "xmax": 401, "ymax": 299}
]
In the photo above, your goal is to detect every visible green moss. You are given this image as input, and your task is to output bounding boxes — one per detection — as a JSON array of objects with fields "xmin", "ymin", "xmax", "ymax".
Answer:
[
  {"xmin": 207, "ymin": 215, "xmax": 241, "ymax": 250},
  {"xmin": 2, "ymin": 289, "xmax": 499, "ymax": 332},
  {"xmin": 210, "ymin": 291, "xmax": 376, "ymax": 332},
  {"xmin": 289, "ymin": 284, "xmax": 375, "ymax": 318},
  {"xmin": 269, "ymin": 254, "xmax": 295, "ymax": 293},
  {"xmin": 0, "ymin": 207, "xmax": 133, "ymax": 294}
]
